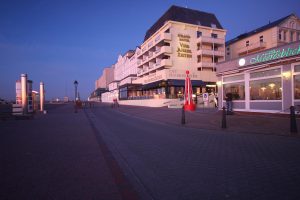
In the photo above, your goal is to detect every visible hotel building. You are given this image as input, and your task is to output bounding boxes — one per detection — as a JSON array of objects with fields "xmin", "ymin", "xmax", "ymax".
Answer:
[
  {"xmin": 132, "ymin": 5, "xmax": 226, "ymax": 105},
  {"xmin": 217, "ymin": 14, "xmax": 300, "ymax": 113},
  {"xmin": 92, "ymin": 5, "xmax": 227, "ymax": 106}
]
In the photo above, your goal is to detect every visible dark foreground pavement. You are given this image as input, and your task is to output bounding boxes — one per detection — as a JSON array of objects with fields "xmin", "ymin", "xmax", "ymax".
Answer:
[
  {"xmin": 1, "ymin": 103, "xmax": 300, "ymax": 199},
  {"xmin": 0, "ymin": 103, "xmax": 137, "ymax": 200}
]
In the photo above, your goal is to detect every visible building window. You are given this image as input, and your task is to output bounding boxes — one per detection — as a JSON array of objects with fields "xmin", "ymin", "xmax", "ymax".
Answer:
[
  {"xmin": 279, "ymin": 32, "xmax": 282, "ymax": 40},
  {"xmin": 223, "ymin": 74, "xmax": 244, "ymax": 82},
  {"xmin": 197, "ymin": 31, "xmax": 202, "ymax": 38},
  {"xmin": 250, "ymin": 68, "xmax": 281, "ymax": 79},
  {"xmin": 250, "ymin": 78, "xmax": 282, "ymax": 100},
  {"xmin": 211, "ymin": 33, "xmax": 218, "ymax": 38},
  {"xmin": 197, "ymin": 43, "xmax": 201, "ymax": 50},
  {"xmin": 197, "ymin": 55, "xmax": 201, "ymax": 63},
  {"xmin": 212, "ymin": 57, "xmax": 218, "ymax": 63},
  {"xmin": 212, "ymin": 44, "xmax": 218, "ymax": 50},
  {"xmin": 250, "ymin": 68, "xmax": 282, "ymax": 100},
  {"xmin": 290, "ymin": 31, "xmax": 294, "ymax": 42},
  {"xmin": 223, "ymin": 74, "xmax": 245, "ymax": 100},
  {"xmin": 246, "ymin": 41, "xmax": 249, "ymax": 47},
  {"xmin": 298, "ymin": 32, "xmax": 300, "ymax": 41},
  {"xmin": 283, "ymin": 31, "xmax": 286, "ymax": 41},
  {"xmin": 294, "ymin": 65, "xmax": 300, "ymax": 99},
  {"xmin": 223, "ymin": 82, "xmax": 245, "ymax": 100},
  {"xmin": 260, "ymin": 35, "xmax": 264, "ymax": 43}
]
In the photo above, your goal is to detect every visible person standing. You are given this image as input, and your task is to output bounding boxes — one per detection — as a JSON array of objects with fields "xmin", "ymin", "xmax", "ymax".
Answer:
[{"xmin": 225, "ymin": 92, "xmax": 233, "ymax": 114}]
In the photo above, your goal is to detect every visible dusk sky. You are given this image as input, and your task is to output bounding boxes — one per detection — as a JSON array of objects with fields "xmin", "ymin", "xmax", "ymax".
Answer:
[{"xmin": 0, "ymin": 0, "xmax": 299, "ymax": 101}]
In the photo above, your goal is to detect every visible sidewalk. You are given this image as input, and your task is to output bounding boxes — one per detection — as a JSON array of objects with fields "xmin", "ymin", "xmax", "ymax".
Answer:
[
  {"xmin": 109, "ymin": 104, "xmax": 300, "ymax": 136},
  {"xmin": 0, "ymin": 103, "xmax": 136, "ymax": 200}
]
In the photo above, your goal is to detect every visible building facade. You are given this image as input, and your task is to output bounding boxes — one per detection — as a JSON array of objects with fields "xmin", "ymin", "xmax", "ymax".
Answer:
[
  {"xmin": 217, "ymin": 14, "xmax": 300, "ymax": 113},
  {"xmin": 133, "ymin": 6, "xmax": 226, "ymax": 102},
  {"xmin": 226, "ymin": 14, "xmax": 300, "ymax": 60}
]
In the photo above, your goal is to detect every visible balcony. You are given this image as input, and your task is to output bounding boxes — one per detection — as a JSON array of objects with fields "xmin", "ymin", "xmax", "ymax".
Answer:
[
  {"xmin": 148, "ymin": 52, "xmax": 153, "ymax": 58},
  {"xmin": 155, "ymin": 46, "xmax": 172, "ymax": 55},
  {"xmin": 197, "ymin": 36, "xmax": 224, "ymax": 45},
  {"xmin": 197, "ymin": 49, "xmax": 224, "ymax": 57},
  {"xmin": 162, "ymin": 33, "xmax": 171, "ymax": 41},
  {"xmin": 160, "ymin": 59, "xmax": 172, "ymax": 67},
  {"xmin": 197, "ymin": 62, "xmax": 214, "ymax": 68},
  {"xmin": 238, "ymin": 42, "xmax": 267, "ymax": 54},
  {"xmin": 154, "ymin": 33, "xmax": 172, "ymax": 43}
]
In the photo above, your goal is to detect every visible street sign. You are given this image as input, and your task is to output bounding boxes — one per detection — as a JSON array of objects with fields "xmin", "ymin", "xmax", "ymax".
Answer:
[{"xmin": 203, "ymin": 93, "xmax": 209, "ymax": 102}]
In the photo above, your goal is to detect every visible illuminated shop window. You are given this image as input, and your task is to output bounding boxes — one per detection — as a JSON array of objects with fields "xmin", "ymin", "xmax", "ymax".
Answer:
[
  {"xmin": 223, "ymin": 82, "xmax": 245, "ymax": 100},
  {"xmin": 294, "ymin": 65, "xmax": 300, "ymax": 99},
  {"xmin": 250, "ymin": 78, "xmax": 282, "ymax": 100},
  {"xmin": 223, "ymin": 74, "xmax": 244, "ymax": 82},
  {"xmin": 250, "ymin": 68, "xmax": 281, "ymax": 79}
]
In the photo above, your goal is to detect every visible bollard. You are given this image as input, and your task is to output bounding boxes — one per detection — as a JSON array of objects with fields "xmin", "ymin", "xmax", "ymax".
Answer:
[
  {"xmin": 222, "ymin": 106, "xmax": 227, "ymax": 129},
  {"xmin": 290, "ymin": 106, "xmax": 298, "ymax": 134},
  {"xmin": 181, "ymin": 106, "xmax": 185, "ymax": 125}
]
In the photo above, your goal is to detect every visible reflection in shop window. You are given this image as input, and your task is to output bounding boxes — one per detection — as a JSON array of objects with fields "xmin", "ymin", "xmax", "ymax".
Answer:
[
  {"xmin": 294, "ymin": 75, "xmax": 300, "ymax": 99},
  {"xmin": 250, "ymin": 78, "xmax": 282, "ymax": 100},
  {"xmin": 223, "ymin": 82, "xmax": 245, "ymax": 100}
]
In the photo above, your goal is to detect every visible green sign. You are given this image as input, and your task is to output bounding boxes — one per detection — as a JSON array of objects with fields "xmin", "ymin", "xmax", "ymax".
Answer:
[{"xmin": 250, "ymin": 44, "xmax": 300, "ymax": 64}]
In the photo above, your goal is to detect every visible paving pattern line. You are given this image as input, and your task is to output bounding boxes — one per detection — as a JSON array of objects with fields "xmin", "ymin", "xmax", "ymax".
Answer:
[
  {"xmin": 84, "ymin": 108, "xmax": 156, "ymax": 200},
  {"xmin": 83, "ymin": 108, "xmax": 140, "ymax": 200}
]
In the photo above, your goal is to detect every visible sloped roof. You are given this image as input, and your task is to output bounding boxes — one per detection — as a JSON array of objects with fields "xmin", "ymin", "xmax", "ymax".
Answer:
[
  {"xmin": 226, "ymin": 14, "xmax": 296, "ymax": 46},
  {"xmin": 144, "ymin": 5, "xmax": 223, "ymax": 41}
]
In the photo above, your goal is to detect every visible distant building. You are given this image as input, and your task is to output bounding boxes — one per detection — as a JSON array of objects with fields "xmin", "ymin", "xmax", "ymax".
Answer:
[
  {"xmin": 217, "ymin": 14, "xmax": 300, "ymax": 113},
  {"xmin": 225, "ymin": 14, "xmax": 300, "ymax": 60}
]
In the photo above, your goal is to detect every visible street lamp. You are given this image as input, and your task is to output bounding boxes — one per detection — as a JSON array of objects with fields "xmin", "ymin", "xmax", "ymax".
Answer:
[
  {"xmin": 74, "ymin": 80, "xmax": 78, "ymax": 113},
  {"xmin": 74, "ymin": 80, "xmax": 78, "ymax": 101}
]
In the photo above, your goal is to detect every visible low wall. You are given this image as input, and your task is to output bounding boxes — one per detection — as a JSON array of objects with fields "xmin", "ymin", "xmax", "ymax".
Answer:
[{"xmin": 119, "ymin": 99, "xmax": 171, "ymax": 107}]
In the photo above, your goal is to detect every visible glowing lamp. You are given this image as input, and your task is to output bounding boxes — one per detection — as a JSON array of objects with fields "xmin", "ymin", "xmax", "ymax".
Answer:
[{"xmin": 282, "ymin": 71, "xmax": 291, "ymax": 79}]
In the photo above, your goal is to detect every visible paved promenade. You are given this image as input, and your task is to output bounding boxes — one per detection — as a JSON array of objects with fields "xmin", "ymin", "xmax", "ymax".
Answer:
[
  {"xmin": 112, "ymin": 104, "xmax": 300, "ymax": 136},
  {"xmin": 1, "ymin": 103, "xmax": 300, "ymax": 199},
  {"xmin": 0, "ymin": 104, "xmax": 137, "ymax": 200}
]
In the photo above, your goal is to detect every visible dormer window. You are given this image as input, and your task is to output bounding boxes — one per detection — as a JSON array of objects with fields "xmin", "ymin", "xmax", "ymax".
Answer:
[
  {"xmin": 259, "ymin": 35, "xmax": 264, "ymax": 43},
  {"xmin": 211, "ymin": 33, "xmax": 218, "ymax": 38},
  {"xmin": 197, "ymin": 31, "xmax": 202, "ymax": 38},
  {"xmin": 211, "ymin": 23, "xmax": 216, "ymax": 28},
  {"xmin": 197, "ymin": 21, "xmax": 201, "ymax": 26}
]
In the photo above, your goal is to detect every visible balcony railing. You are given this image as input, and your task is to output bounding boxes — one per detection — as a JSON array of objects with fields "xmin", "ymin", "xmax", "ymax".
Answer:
[
  {"xmin": 197, "ymin": 49, "xmax": 224, "ymax": 57},
  {"xmin": 155, "ymin": 47, "xmax": 161, "ymax": 54},
  {"xmin": 238, "ymin": 42, "xmax": 267, "ymax": 54},
  {"xmin": 160, "ymin": 59, "xmax": 172, "ymax": 67},
  {"xmin": 197, "ymin": 62, "xmax": 214, "ymax": 68},
  {"xmin": 197, "ymin": 36, "xmax": 224, "ymax": 44}
]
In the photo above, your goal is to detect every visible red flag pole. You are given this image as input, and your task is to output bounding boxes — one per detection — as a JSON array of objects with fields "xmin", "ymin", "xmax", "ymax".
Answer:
[{"xmin": 184, "ymin": 70, "xmax": 196, "ymax": 111}]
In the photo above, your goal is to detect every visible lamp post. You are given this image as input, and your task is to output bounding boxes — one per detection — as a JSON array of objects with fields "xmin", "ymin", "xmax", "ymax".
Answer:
[
  {"xmin": 74, "ymin": 80, "xmax": 78, "ymax": 101},
  {"xmin": 74, "ymin": 80, "xmax": 78, "ymax": 113}
]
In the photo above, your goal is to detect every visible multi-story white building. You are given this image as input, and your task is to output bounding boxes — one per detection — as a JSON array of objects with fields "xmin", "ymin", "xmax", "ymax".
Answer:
[
  {"xmin": 93, "ymin": 5, "xmax": 226, "ymax": 106},
  {"xmin": 132, "ymin": 5, "xmax": 226, "ymax": 103}
]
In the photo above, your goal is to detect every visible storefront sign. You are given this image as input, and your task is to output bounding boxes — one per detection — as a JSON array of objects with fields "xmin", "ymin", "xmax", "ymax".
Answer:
[
  {"xmin": 167, "ymin": 69, "xmax": 198, "ymax": 79},
  {"xmin": 203, "ymin": 93, "xmax": 209, "ymax": 102},
  {"xmin": 177, "ymin": 34, "xmax": 192, "ymax": 58},
  {"xmin": 250, "ymin": 44, "xmax": 300, "ymax": 64}
]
